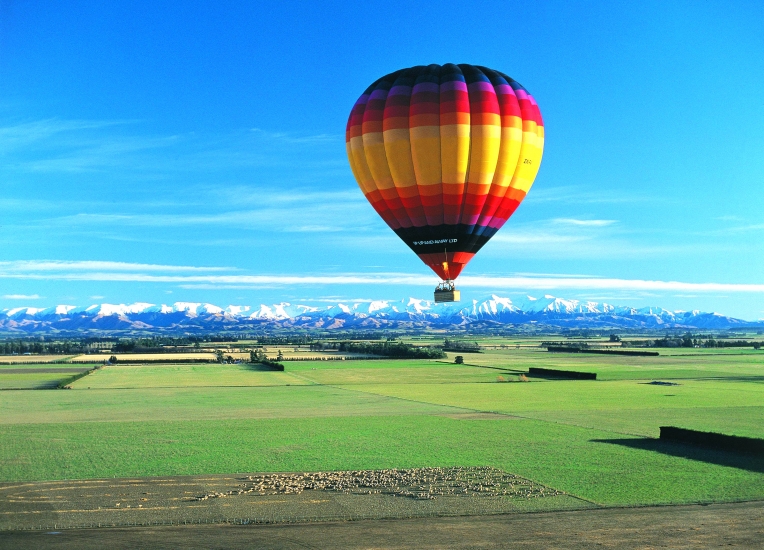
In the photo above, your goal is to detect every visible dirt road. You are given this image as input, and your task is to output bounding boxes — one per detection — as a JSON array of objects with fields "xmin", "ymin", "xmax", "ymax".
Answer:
[{"xmin": 2, "ymin": 500, "xmax": 762, "ymax": 549}]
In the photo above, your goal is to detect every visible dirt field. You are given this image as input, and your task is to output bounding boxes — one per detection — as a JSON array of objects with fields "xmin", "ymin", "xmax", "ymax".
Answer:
[
  {"xmin": 0, "ymin": 469, "xmax": 586, "ymax": 531},
  {"xmin": 2, "ymin": 501, "xmax": 762, "ymax": 549}
]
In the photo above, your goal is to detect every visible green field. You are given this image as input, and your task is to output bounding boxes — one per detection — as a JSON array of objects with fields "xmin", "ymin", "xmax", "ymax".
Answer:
[
  {"xmin": 71, "ymin": 364, "xmax": 309, "ymax": 389},
  {"xmin": 0, "ymin": 348, "xmax": 762, "ymax": 508}
]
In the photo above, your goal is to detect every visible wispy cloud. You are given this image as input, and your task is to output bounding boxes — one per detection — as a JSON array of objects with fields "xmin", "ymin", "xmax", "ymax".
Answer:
[
  {"xmin": 0, "ymin": 119, "xmax": 132, "ymax": 151},
  {"xmin": 177, "ymin": 284, "xmax": 286, "ymax": 290},
  {"xmin": 511, "ymin": 272, "xmax": 603, "ymax": 279},
  {"xmin": 484, "ymin": 217, "xmax": 699, "ymax": 259},
  {"xmin": 248, "ymin": 128, "xmax": 341, "ymax": 144},
  {"xmin": 2, "ymin": 294, "xmax": 41, "ymax": 300},
  {"xmin": 42, "ymin": 204, "xmax": 371, "ymax": 232},
  {"xmin": 526, "ymin": 185, "xmax": 656, "ymax": 205},
  {"xmin": 711, "ymin": 223, "xmax": 764, "ymax": 235},
  {"xmin": 10, "ymin": 186, "xmax": 372, "ymax": 234},
  {"xmin": 457, "ymin": 276, "xmax": 764, "ymax": 293},
  {"xmin": 553, "ymin": 218, "xmax": 617, "ymax": 227},
  {"xmin": 490, "ymin": 232, "xmax": 588, "ymax": 245},
  {"xmin": 0, "ymin": 118, "xmax": 346, "ymax": 176},
  {"xmin": 0, "ymin": 260, "xmax": 232, "ymax": 272},
  {"xmin": 2, "ymin": 261, "xmax": 764, "ymax": 294}
]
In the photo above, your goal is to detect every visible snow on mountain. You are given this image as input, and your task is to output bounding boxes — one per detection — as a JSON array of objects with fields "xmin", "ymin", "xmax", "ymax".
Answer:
[
  {"xmin": 0, "ymin": 295, "xmax": 762, "ymax": 333},
  {"xmin": 173, "ymin": 302, "xmax": 224, "ymax": 316}
]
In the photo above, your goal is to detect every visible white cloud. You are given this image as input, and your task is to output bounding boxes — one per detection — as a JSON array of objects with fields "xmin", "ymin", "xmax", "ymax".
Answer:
[
  {"xmin": 33, "ymin": 189, "xmax": 372, "ymax": 232},
  {"xmin": 2, "ymin": 261, "xmax": 764, "ymax": 294},
  {"xmin": 490, "ymin": 232, "xmax": 587, "ymax": 245},
  {"xmin": 511, "ymin": 272, "xmax": 602, "ymax": 279},
  {"xmin": 0, "ymin": 260, "xmax": 232, "ymax": 272},
  {"xmin": 553, "ymin": 218, "xmax": 617, "ymax": 227},
  {"xmin": 526, "ymin": 185, "xmax": 657, "ymax": 205},
  {"xmin": 0, "ymin": 119, "xmax": 132, "ymax": 151},
  {"xmin": 457, "ymin": 276, "xmax": 764, "ymax": 293},
  {"xmin": 2, "ymin": 294, "xmax": 41, "ymax": 300},
  {"xmin": 248, "ymin": 128, "xmax": 341, "ymax": 144},
  {"xmin": 0, "ymin": 118, "xmax": 346, "ymax": 176}
]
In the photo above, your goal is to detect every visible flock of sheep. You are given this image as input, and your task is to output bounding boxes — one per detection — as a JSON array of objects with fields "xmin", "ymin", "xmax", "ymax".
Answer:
[{"xmin": 192, "ymin": 467, "xmax": 563, "ymax": 502}]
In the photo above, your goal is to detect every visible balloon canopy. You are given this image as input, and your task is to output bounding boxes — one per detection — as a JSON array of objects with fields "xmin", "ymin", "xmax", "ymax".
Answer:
[{"xmin": 346, "ymin": 64, "xmax": 544, "ymax": 281}]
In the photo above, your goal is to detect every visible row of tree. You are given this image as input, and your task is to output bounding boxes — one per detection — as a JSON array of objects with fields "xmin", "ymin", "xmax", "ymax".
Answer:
[
  {"xmin": 334, "ymin": 341, "xmax": 445, "ymax": 359},
  {"xmin": 249, "ymin": 349, "xmax": 285, "ymax": 370},
  {"xmin": 443, "ymin": 339, "xmax": 481, "ymax": 352},
  {"xmin": 0, "ymin": 340, "xmax": 86, "ymax": 355},
  {"xmin": 650, "ymin": 334, "xmax": 761, "ymax": 348}
]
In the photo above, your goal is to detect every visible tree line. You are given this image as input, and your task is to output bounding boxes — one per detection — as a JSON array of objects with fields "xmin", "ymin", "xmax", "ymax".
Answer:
[
  {"xmin": 249, "ymin": 349, "xmax": 285, "ymax": 370},
  {"xmin": 443, "ymin": 339, "xmax": 481, "ymax": 352},
  {"xmin": 313, "ymin": 341, "xmax": 445, "ymax": 359},
  {"xmin": 0, "ymin": 339, "xmax": 85, "ymax": 355},
  {"xmin": 650, "ymin": 335, "xmax": 761, "ymax": 348}
]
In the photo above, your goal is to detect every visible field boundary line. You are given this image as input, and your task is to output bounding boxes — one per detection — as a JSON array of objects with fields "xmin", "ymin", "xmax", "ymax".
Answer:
[
  {"xmin": 323, "ymin": 382, "xmax": 668, "ymax": 441},
  {"xmin": 284, "ymin": 379, "xmax": 639, "ymax": 503},
  {"xmin": 434, "ymin": 360, "xmax": 526, "ymax": 373}
]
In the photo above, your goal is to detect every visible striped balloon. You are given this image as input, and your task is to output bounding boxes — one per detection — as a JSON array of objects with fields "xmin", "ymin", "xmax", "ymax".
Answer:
[{"xmin": 346, "ymin": 64, "xmax": 544, "ymax": 281}]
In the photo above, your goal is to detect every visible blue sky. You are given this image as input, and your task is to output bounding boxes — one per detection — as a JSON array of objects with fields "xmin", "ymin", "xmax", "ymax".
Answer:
[{"xmin": 1, "ymin": 0, "xmax": 763, "ymax": 319}]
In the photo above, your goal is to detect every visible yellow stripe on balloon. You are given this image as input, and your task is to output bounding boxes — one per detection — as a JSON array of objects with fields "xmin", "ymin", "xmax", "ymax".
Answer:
[
  {"xmin": 465, "ymin": 123, "xmax": 502, "ymax": 188},
  {"xmin": 383, "ymin": 128, "xmax": 418, "ymax": 190},
  {"xmin": 490, "ymin": 122, "xmax": 524, "ymax": 190},
  {"xmin": 508, "ymin": 122, "xmax": 544, "ymax": 194},
  {"xmin": 362, "ymin": 131, "xmax": 396, "ymax": 191},
  {"xmin": 349, "ymin": 136, "xmax": 378, "ymax": 196},
  {"xmin": 410, "ymin": 125, "xmax": 442, "ymax": 190},
  {"xmin": 440, "ymin": 123, "xmax": 470, "ymax": 188}
]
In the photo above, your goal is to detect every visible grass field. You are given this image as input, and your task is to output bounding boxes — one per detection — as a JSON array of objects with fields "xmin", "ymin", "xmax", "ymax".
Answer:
[
  {"xmin": 71, "ymin": 364, "xmax": 309, "ymax": 388},
  {"xmin": 0, "ymin": 347, "xmax": 762, "ymax": 510}
]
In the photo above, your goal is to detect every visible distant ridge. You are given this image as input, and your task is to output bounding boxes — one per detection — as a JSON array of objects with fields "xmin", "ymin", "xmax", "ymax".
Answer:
[{"xmin": 2, "ymin": 294, "xmax": 762, "ymax": 334}]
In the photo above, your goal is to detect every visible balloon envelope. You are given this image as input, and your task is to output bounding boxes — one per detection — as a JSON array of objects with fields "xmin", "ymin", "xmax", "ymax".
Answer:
[{"xmin": 346, "ymin": 64, "xmax": 544, "ymax": 280}]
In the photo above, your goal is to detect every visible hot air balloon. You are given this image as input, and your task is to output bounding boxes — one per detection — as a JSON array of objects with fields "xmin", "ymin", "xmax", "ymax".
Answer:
[{"xmin": 346, "ymin": 64, "xmax": 544, "ymax": 302}]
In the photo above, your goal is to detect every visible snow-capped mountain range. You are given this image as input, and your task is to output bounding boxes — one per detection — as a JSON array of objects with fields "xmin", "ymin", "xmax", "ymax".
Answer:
[{"xmin": 1, "ymin": 295, "xmax": 762, "ymax": 333}]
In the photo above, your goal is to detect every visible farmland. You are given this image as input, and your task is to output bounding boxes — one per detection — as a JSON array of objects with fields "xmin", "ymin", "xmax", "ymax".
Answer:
[{"xmin": 0, "ymin": 344, "xmax": 762, "ymax": 530}]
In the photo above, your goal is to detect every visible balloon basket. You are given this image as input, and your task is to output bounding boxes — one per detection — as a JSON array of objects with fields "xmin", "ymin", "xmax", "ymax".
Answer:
[{"xmin": 434, "ymin": 281, "xmax": 460, "ymax": 303}]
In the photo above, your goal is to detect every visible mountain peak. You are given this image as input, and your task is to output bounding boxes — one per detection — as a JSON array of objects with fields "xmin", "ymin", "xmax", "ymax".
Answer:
[{"xmin": 0, "ymin": 294, "xmax": 760, "ymax": 333}]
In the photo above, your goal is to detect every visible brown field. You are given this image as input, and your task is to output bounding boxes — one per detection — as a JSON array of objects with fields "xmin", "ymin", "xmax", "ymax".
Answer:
[
  {"xmin": 68, "ymin": 350, "xmax": 374, "ymax": 363},
  {"xmin": 1, "ymin": 501, "xmax": 761, "ymax": 549},
  {"xmin": 69, "ymin": 353, "xmax": 218, "ymax": 362},
  {"xmin": 0, "ymin": 469, "xmax": 588, "ymax": 531}
]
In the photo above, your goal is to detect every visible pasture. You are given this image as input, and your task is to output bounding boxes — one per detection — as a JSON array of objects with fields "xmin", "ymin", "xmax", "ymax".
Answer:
[
  {"xmin": 0, "ymin": 346, "xmax": 762, "ymax": 529},
  {"xmin": 0, "ymin": 364, "xmax": 92, "ymax": 390},
  {"xmin": 70, "ymin": 364, "xmax": 308, "ymax": 388}
]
